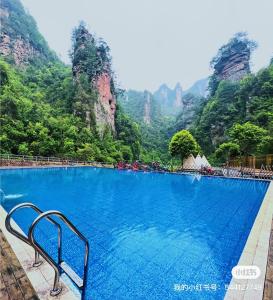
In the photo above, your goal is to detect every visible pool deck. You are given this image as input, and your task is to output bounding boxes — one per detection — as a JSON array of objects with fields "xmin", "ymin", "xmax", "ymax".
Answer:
[
  {"xmin": 0, "ymin": 206, "xmax": 79, "ymax": 300},
  {"xmin": 0, "ymin": 230, "xmax": 38, "ymax": 300},
  {"xmin": 263, "ymin": 218, "xmax": 273, "ymax": 300}
]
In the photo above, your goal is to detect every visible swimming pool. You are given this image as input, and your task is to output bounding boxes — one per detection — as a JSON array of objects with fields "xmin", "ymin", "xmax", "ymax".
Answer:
[{"xmin": 0, "ymin": 167, "xmax": 269, "ymax": 299}]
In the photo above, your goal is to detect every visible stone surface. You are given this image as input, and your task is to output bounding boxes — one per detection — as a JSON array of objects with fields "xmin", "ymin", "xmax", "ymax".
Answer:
[
  {"xmin": 263, "ymin": 222, "xmax": 273, "ymax": 300},
  {"xmin": 211, "ymin": 34, "xmax": 254, "ymax": 83},
  {"xmin": 0, "ymin": 230, "xmax": 39, "ymax": 300},
  {"xmin": 72, "ymin": 26, "xmax": 116, "ymax": 134},
  {"xmin": 143, "ymin": 91, "xmax": 152, "ymax": 124},
  {"xmin": 95, "ymin": 72, "xmax": 116, "ymax": 132},
  {"xmin": 153, "ymin": 83, "xmax": 183, "ymax": 115},
  {"xmin": 0, "ymin": 33, "xmax": 42, "ymax": 66},
  {"xmin": 0, "ymin": 1, "xmax": 55, "ymax": 66}
]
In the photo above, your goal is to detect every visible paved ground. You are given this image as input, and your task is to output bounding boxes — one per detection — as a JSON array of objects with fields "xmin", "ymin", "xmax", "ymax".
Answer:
[
  {"xmin": 263, "ymin": 220, "xmax": 273, "ymax": 300},
  {"xmin": 0, "ymin": 230, "xmax": 39, "ymax": 300}
]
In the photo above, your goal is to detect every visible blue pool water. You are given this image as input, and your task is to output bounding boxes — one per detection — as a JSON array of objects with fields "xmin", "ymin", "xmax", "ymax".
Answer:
[{"xmin": 0, "ymin": 167, "xmax": 269, "ymax": 300}]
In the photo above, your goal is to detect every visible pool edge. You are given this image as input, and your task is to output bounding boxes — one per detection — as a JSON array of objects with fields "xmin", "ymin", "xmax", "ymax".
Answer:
[
  {"xmin": 0, "ymin": 205, "xmax": 80, "ymax": 300},
  {"xmin": 0, "ymin": 165, "xmax": 271, "ymax": 183},
  {"xmin": 225, "ymin": 181, "xmax": 273, "ymax": 300}
]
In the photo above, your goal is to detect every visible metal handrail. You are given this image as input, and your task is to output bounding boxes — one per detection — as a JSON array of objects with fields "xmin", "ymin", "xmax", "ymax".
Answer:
[
  {"xmin": 28, "ymin": 210, "xmax": 89, "ymax": 299},
  {"xmin": 0, "ymin": 153, "xmax": 114, "ymax": 167},
  {"xmin": 5, "ymin": 203, "xmax": 62, "ymax": 267}
]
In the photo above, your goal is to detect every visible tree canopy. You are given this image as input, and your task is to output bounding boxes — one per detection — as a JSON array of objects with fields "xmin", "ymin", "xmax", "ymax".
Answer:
[
  {"xmin": 215, "ymin": 142, "xmax": 240, "ymax": 162},
  {"xmin": 228, "ymin": 122, "xmax": 269, "ymax": 155},
  {"xmin": 0, "ymin": 59, "xmax": 141, "ymax": 162},
  {"xmin": 192, "ymin": 61, "xmax": 273, "ymax": 157},
  {"xmin": 169, "ymin": 130, "xmax": 200, "ymax": 163}
]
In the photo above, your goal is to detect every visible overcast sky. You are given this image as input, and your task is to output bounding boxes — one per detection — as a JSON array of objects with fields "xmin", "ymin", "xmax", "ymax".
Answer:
[{"xmin": 21, "ymin": 0, "xmax": 273, "ymax": 91}]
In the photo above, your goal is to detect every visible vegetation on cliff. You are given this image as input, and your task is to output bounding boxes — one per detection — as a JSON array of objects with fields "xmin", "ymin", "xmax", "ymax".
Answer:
[
  {"xmin": 0, "ymin": 0, "xmax": 272, "ymax": 164},
  {"xmin": 0, "ymin": 57, "xmax": 141, "ymax": 162},
  {"xmin": 0, "ymin": 0, "xmax": 143, "ymax": 162},
  {"xmin": 0, "ymin": 0, "xmax": 57, "ymax": 65},
  {"xmin": 71, "ymin": 23, "xmax": 116, "ymax": 131},
  {"xmin": 209, "ymin": 32, "xmax": 256, "ymax": 96},
  {"xmin": 192, "ymin": 61, "xmax": 273, "ymax": 162}
]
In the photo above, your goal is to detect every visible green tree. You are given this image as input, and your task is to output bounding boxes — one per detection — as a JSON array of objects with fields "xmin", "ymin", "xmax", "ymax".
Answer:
[
  {"xmin": 215, "ymin": 142, "xmax": 240, "ymax": 162},
  {"xmin": 18, "ymin": 143, "xmax": 29, "ymax": 155},
  {"xmin": 76, "ymin": 143, "xmax": 97, "ymax": 161},
  {"xmin": 120, "ymin": 145, "xmax": 133, "ymax": 161},
  {"xmin": 169, "ymin": 130, "xmax": 200, "ymax": 164},
  {"xmin": 229, "ymin": 122, "xmax": 268, "ymax": 155}
]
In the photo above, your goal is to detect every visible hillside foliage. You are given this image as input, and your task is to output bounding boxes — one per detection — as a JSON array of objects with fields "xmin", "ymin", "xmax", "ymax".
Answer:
[
  {"xmin": 0, "ymin": 0, "xmax": 272, "ymax": 165},
  {"xmin": 0, "ymin": 59, "xmax": 141, "ymax": 162},
  {"xmin": 192, "ymin": 62, "xmax": 273, "ymax": 161},
  {"xmin": 0, "ymin": 0, "xmax": 57, "ymax": 64}
]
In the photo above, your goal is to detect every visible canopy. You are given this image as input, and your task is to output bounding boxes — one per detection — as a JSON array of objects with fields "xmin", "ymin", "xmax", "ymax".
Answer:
[
  {"xmin": 195, "ymin": 154, "xmax": 203, "ymax": 168},
  {"xmin": 201, "ymin": 155, "xmax": 211, "ymax": 167},
  {"xmin": 183, "ymin": 154, "xmax": 198, "ymax": 170}
]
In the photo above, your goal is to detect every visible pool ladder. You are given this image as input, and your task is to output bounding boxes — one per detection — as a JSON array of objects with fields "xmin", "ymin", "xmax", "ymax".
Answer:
[{"xmin": 5, "ymin": 202, "xmax": 90, "ymax": 299}]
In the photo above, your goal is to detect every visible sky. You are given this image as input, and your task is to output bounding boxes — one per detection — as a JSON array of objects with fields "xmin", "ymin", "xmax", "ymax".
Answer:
[{"xmin": 21, "ymin": 0, "xmax": 273, "ymax": 91}]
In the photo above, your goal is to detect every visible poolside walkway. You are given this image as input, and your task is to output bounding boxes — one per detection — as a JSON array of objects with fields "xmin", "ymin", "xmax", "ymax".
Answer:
[
  {"xmin": 0, "ymin": 230, "xmax": 38, "ymax": 300},
  {"xmin": 263, "ymin": 219, "xmax": 273, "ymax": 300}
]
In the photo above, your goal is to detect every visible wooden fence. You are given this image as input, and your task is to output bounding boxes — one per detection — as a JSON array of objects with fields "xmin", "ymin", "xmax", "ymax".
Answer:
[{"xmin": 229, "ymin": 154, "xmax": 273, "ymax": 169}]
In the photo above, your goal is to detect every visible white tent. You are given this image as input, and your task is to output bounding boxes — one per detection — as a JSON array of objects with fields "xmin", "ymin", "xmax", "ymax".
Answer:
[
  {"xmin": 195, "ymin": 154, "xmax": 203, "ymax": 169},
  {"xmin": 183, "ymin": 154, "xmax": 198, "ymax": 170},
  {"xmin": 201, "ymin": 155, "xmax": 211, "ymax": 167}
]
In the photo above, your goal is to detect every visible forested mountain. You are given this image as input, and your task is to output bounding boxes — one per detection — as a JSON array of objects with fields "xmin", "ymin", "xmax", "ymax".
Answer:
[
  {"xmin": 192, "ymin": 61, "xmax": 273, "ymax": 155},
  {"xmin": 153, "ymin": 78, "xmax": 209, "ymax": 116},
  {"xmin": 191, "ymin": 33, "xmax": 273, "ymax": 157},
  {"xmin": 118, "ymin": 80, "xmax": 208, "ymax": 161},
  {"xmin": 118, "ymin": 90, "xmax": 170, "ymax": 161},
  {"xmin": 184, "ymin": 78, "xmax": 209, "ymax": 97},
  {"xmin": 0, "ymin": 0, "xmax": 142, "ymax": 162},
  {"xmin": 153, "ymin": 83, "xmax": 183, "ymax": 116},
  {"xmin": 120, "ymin": 77, "xmax": 208, "ymax": 122},
  {"xmin": 0, "ymin": 0, "xmax": 272, "ymax": 164},
  {"xmin": 158, "ymin": 33, "xmax": 272, "ymax": 162},
  {"xmin": 119, "ymin": 90, "xmax": 162, "ymax": 125},
  {"xmin": 0, "ymin": 0, "xmax": 57, "ymax": 65}
]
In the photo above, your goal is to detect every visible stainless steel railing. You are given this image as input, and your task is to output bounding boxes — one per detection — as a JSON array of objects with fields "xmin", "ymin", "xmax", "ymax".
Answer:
[
  {"xmin": 5, "ymin": 203, "xmax": 62, "ymax": 267},
  {"xmin": 5, "ymin": 203, "xmax": 89, "ymax": 299},
  {"xmin": 28, "ymin": 210, "xmax": 89, "ymax": 298},
  {"xmin": 0, "ymin": 153, "xmax": 114, "ymax": 168}
]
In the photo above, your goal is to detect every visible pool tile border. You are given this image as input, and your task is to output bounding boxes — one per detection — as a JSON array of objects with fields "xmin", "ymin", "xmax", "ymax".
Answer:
[
  {"xmin": 0, "ymin": 165, "xmax": 271, "ymax": 184},
  {"xmin": 0, "ymin": 205, "xmax": 80, "ymax": 300},
  {"xmin": 225, "ymin": 181, "xmax": 273, "ymax": 300}
]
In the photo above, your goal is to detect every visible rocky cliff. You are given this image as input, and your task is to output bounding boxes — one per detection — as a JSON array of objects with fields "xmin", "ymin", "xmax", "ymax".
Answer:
[
  {"xmin": 143, "ymin": 91, "xmax": 152, "ymax": 125},
  {"xmin": 192, "ymin": 33, "xmax": 262, "ymax": 154},
  {"xmin": 210, "ymin": 32, "xmax": 256, "ymax": 85},
  {"xmin": 95, "ymin": 72, "xmax": 116, "ymax": 132},
  {"xmin": 154, "ymin": 83, "xmax": 183, "ymax": 115},
  {"xmin": 71, "ymin": 24, "xmax": 116, "ymax": 133},
  {"xmin": 118, "ymin": 89, "xmax": 161, "ymax": 125},
  {"xmin": 183, "ymin": 78, "xmax": 209, "ymax": 98},
  {"xmin": 0, "ymin": 1, "xmax": 116, "ymax": 134},
  {"xmin": 153, "ymin": 79, "xmax": 209, "ymax": 117},
  {"xmin": 0, "ymin": 0, "xmax": 57, "ymax": 65}
]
